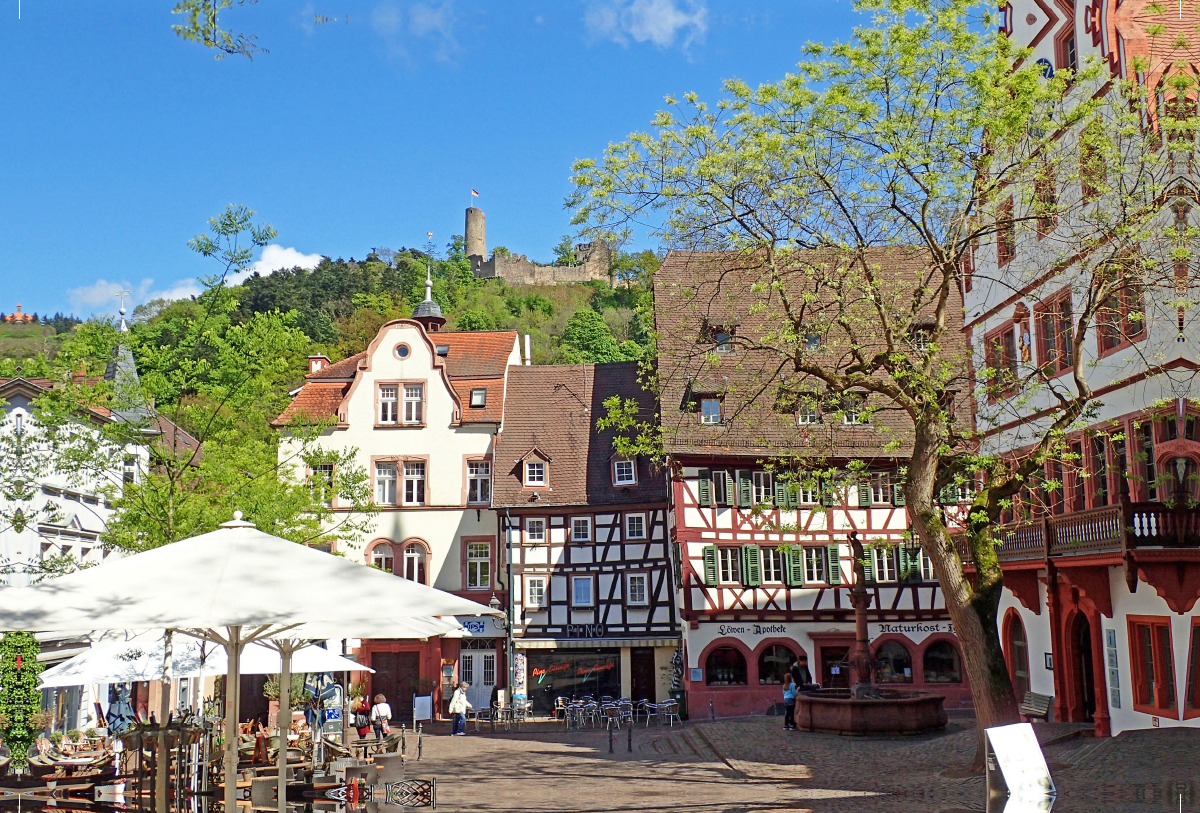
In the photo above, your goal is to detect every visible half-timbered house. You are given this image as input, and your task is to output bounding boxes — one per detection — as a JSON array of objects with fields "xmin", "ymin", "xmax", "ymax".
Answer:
[
  {"xmin": 493, "ymin": 362, "xmax": 677, "ymax": 714},
  {"xmin": 655, "ymin": 250, "xmax": 973, "ymax": 717}
]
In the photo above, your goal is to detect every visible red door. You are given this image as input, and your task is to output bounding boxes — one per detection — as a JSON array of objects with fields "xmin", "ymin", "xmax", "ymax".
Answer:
[{"xmin": 371, "ymin": 651, "xmax": 421, "ymax": 724}]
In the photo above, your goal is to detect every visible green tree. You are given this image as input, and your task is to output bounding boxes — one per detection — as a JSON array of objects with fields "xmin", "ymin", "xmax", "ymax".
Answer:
[
  {"xmin": 571, "ymin": 0, "xmax": 1194, "ymax": 764},
  {"xmin": 552, "ymin": 235, "xmax": 577, "ymax": 266},
  {"xmin": 561, "ymin": 309, "xmax": 625, "ymax": 363},
  {"xmin": 0, "ymin": 632, "xmax": 45, "ymax": 772}
]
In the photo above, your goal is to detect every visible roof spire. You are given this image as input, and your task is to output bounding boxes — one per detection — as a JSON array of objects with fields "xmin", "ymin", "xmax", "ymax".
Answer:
[
  {"xmin": 118, "ymin": 290, "xmax": 131, "ymax": 333},
  {"xmin": 424, "ymin": 262, "xmax": 433, "ymax": 304},
  {"xmin": 411, "ymin": 231, "xmax": 446, "ymax": 333}
]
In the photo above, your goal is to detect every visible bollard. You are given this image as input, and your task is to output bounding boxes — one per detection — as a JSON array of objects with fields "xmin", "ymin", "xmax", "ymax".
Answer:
[
  {"xmin": 709, "ymin": 698, "xmax": 715, "ymax": 721},
  {"xmin": 627, "ymin": 721, "xmax": 632, "ymax": 753},
  {"xmin": 401, "ymin": 725, "xmax": 407, "ymax": 757},
  {"xmin": 608, "ymin": 726, "xmax": 614, "ymax": 754},
  {"xmin": 417, "ymin": 724, "xmax": 423, "ymax": 761}
]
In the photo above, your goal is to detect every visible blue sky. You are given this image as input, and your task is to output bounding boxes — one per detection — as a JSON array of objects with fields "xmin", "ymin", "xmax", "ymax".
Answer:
[{"xmin": 1, "ymin": 0, "xmax": 860, "ymax": 318}]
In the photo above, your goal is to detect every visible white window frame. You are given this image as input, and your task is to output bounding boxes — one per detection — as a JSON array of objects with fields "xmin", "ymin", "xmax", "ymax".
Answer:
[
  {"xmin": 920, "ymin": 550, "xmax": 936, "ymax": 581},
  {"xmin": 571, "ymin": 516, "xmax": 592, "ymax": 543},
  {"xmin": 571, "ymin": 575, "xmax": 594, "ymax": 607},
  {"xmin": 401, "ymin": 543, "xmax": 427, "ymax": 583},
  {"xmin": 711, "ymin": 470, "xmax": 729, "ymax": 505},
  {"xmin": 804, "ymin": 546, "xmax": 826, "ymax": 583},
  {"xmin": 626, "ymin": 573, "xmax": 649, "ymax": 606},
  {"xmin": 466, "ymin": 541, "xmax": 491, "ymax": 590},
  {"xmin": 700, "ymin": 398, "xmax": 722, "ymax": 425},
  {"xmin": 313, "ymin": 463, "xmax": 335, "ymax": 508},
  {"xmin": 525, "ymin": 518, "xmax": 546, "ymax": 544},
  {"xmin": 470, "ymin": 388, "xmax": 486, "ymax": 408},
  {"xmin": 872, "ymin": 547, "xmax": 897, "ymax": 583},
  {"xmin": 403, "ymin": 461, "xmax": 426, "ymax": 505},
  {"xmin": 525, "ymin": 461, "xmax": 546, "ymax": 487},
  {"xmin": 713, "ymin": 329, "xmax": 734, "ymax": 353},
  {"xmin": 761, "ymin": 547, "xmax": 784, "ymax": 583},
  {"xmin": 870, "ymin": 473, "xmax": 892, "ymax": 504},
  {"xmin": 525, "ymin": 576, "xmax": 547, "ymax": 609},
  {"xmin": 403, "ymin": 383, "xmax": 424, "ymax": 424},
  {"xmin": 718, "ymin": 547, "xmax": 742, "ymax": 584},
  {"xmin": 843, "ymin": 394, "xmax": 870, "ymax": 425},
  {"xmin": 797, "ymin": 405, "xmax": 819, "ymax": 425},
  {"xmin": 797, "ymin": 484, "xmax": 818, "ymax": 504},
  {"xmin": 752, "ymin": 471, "xmax": 774, "ymax": 504},
  {"xmin": 613, "ymin": 459, "xmax": 637, "ymax": 486},
  {"xmin": 375, "ymin": 462, "xmax": 397, "ymax": 506},
  {"xmin": 379, "ymin": 385, "xmax": 398, "ymax": 425},
  {"xmin": 371, "ymin": 543, "xmax": 394, "ymax": 572},
  {"xmin": 625, "ymin": 513, "xmax": 646, "ymax": 540},
  {"xmin": 467, "ymin": 460, "xmax": 491, "ymax": 504}
]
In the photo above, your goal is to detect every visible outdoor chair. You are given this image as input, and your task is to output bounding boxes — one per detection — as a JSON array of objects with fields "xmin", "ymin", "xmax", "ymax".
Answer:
[
  {"xmin": 618, "ymin": 701, "xmax": 634, "ymax": 727},
  {"xmin": 554, "ymin": 697, "xmax": 569, "ymax": 721},
  {"xmin": 642, "ymin": 702, "xmax": 659, "ymax": 726},
  {"xmin": 600, "ymin": 696, "xmax": 614, "ymax": 704},
  {"xmin": 603, "ymin": 706, "xmax": 623, "ymax": 730},
  {"xmin": 661, "ymin": 701, "xmax": 681, "ymax": 727}
]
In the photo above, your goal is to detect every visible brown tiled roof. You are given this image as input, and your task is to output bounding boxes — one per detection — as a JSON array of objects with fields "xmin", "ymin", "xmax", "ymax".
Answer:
[
  {"xmin": 451, "ymin": 378, "xmax": 506, "ymax": 424},
  {"xmin": 654, "ymin": 249, "xmax": 969, "ymax": 461},
  {"xmin": 306, "ymin": 352, "xmax": 365, "ymax": 380},
  {"xmin": 433, "ymin": 331, "xmax": 519, "ymax": 378},
  {"xmin": 270, "ymin": 382, "xmax": 351, "ymax": 428},
  {"xmin": 493, "ymin": 362, "xmax": 667, "ymax": 508}
]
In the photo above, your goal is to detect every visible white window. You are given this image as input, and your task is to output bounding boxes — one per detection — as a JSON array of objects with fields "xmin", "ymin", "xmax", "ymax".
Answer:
[
  {"xmin": 371, "ymin": 542, "xmax": 395, "ymax": 572},
  {"xmin": 379, "ymin": 385, "xmax": 398, "ymax": 424},
  {"xmin": 798, "ymin": 405, "xmax": 819, "ymax": 425},
  {"xmin": 375, "ymin": 462, "xmax": 397, "ymax": 505},
  {"xmin": 797, "ymin": 483, "xmax": 818, "ymax": 504},
  {"xmin": 920, "ymin": 549, "xmax": 936, "ymax": 581},
  {"xmin": 804, "ymin": 547, "xmax": 827, "ymax": 583},
  {"xmin": 525, "ymin": 461, "xmax": 546, "ymax": 487},
  {"xmin": 627, "ymin": 573, "xmax": 649, "ymax": 605},
  {"xmin": 613, "ymin": 459, "xmax": 636, "ymax": 485},
  {"xmin": 870, "ymin": 473, "xmax": 892, "ymax": 504},
  {"xmin": 752, "ymin": 471, "xmax": 774, "ymax": 504},
  {"xmin": 571, "ymin": 575, "xmax": 594, "ymax": 607},
  {"xmin": 762, "ymin": 547, "xmax": 784, "ymax": 583},
  {"xmin": 123, "ymin": 454, "xmax": 138, "ymax": 485},
  {"xmin": 711, "ymin": 470, "xmax": 730, "ymax": 505},
  {"xmin": 403, "ymin": 384, "xmax": 424, "ymax": 424},
  {"xmin": 467, "ymin": 542, "xmax": 490, "ymax": 589},
  {"xmin": 313, "ymin": 463, "xmax": 334, "ymax": 507},
  {"xmin": 625, "ymin": 513, "xmax": 646, "ymax": 540},
  {"xmin": 571, "ymin": 517, "xmax": 592, "ymax": 542},
  {"xmin": 468, "ymin": 461, "xmax": 491, "ymax": 504},
  {"xmin": 843, "ymin": 394, "xmax": 870, "ymax": 425},
  {"xmin": 718, "ymin": 547, "xmax": 742, "ymax": 583},
  {"xmin": 525, "ymin": 518, "xmax": 546, "ymax": 544},
  {"xmin": 470, "ymin": 388, "xmax": 486, "ymax": 408},
  {"xmin": 403, "ymin": 461, "xmax": 426, "ymax": 505},
  {"xmin": 700, "ymin": 398, "xmax": 722, "ymax": 424},
  {"xmin": 402, "ymin": 543, "xmax": 427, "ymax": 583},
  {"xmin": 872, "ymin": 547, "xmax": 897, "ymax": 582},
  {"xmin": 526, "ymin": 576, "xmax": 546, "ymax": 609},
  {"xmin": 713, "ymin": 329, "xmax": 733, "ymax": 353}
]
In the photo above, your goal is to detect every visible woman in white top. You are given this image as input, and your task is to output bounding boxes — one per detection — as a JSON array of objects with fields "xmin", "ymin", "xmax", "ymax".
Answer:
[
  {"xmin": 448, "ymin": 682, "xmax": 472, "ymax": 736},
  {"xmin": 369, "ymin": 693, "xmax": 392, "ymax": 740}
]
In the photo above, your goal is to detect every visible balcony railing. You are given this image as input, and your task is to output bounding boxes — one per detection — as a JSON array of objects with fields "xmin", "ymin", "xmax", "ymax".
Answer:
[{"xmin": 961, "ymin": 501, "xmax": 1200, "ymax": 564}]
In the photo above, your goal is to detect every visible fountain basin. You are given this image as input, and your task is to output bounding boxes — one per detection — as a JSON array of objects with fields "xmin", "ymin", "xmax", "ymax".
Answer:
[{"xmin": 795, "ymin": 688, "xmax": 947, "ymax": 735}]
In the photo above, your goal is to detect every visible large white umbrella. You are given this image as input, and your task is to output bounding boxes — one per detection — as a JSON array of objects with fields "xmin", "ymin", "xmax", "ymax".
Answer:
[{"xmin": 0, "ymin": 516, "xmax": 500, "ymax": 811}]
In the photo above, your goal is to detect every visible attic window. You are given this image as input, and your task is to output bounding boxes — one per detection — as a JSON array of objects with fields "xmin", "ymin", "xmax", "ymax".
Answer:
[
  {"xmin": 470, "ymin": 388, "xmax": 487, "ymax": 408},
  {"xmin": 436, "ymin": 345, "xmax": 450, "ymax": 356}
]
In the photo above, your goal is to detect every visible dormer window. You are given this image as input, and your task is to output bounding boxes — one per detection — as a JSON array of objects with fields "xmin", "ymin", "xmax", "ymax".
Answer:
[
  {"xmin": 842, "ymin": 393, "xmax": 870, "ymax": 425},
  {"xmin": 613, "ymin": 459, "xmax": 637, "ymax": 486},
  {"xmin": 797, "ymin": 403, "xmax": 819, "ymax": 425},
  {"xmin": 713, "ymin": 328, "xmax": 734, "ymax": 353},
  {"xmin": 525, "ymin": 461, "xmax": 546, "ymax": 487},
  {"xmin": 470, "ymin": 388, "xmax": 487, "ymax": 408},
  {"xmin": 700, "ymin": 397, "xmax": 722, "ymax": 425}
]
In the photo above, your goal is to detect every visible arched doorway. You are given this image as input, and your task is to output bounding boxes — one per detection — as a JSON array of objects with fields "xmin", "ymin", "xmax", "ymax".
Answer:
[
  {"xmin": 1070, "ymin": 612, "xmax": 1095, "ymax": 722},
  {"xmin": 1004, "ymin": 612, "xmax": 1030, "ymax": 698}
]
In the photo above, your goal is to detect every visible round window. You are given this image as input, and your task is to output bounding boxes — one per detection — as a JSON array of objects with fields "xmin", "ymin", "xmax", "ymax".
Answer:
[{"xmin": 395, "ymin": 344, "xmax": 411, "ymax": 359}]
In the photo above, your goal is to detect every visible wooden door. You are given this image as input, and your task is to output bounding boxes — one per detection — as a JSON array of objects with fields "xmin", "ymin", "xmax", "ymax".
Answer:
[
  {"xmin": 820, "ymin": 646, "xmax": 850, "ymax": 690},
  {"xmin": 371, "ymin": 651, "xmax": 421, "ymax": 724},
  {"xmin": 630, "ymin": 648, "xmax": 657, "ymax": 703}
]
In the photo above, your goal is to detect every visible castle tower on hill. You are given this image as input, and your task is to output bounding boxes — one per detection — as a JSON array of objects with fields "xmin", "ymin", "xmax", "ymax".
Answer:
[{"xmin": 465, "ymin": 206, "xmax": 613, "ymax": 286}]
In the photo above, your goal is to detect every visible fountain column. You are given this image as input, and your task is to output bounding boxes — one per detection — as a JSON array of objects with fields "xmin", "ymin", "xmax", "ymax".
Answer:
[{"xmin": 846, "ymin": 531, "xmax": 874, "ymax": 696}]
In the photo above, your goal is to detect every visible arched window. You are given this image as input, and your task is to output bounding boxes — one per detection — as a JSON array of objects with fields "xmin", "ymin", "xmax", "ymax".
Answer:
[
  {"xmin": 705, "ymin": 647, "xmax": 747, "ymax": 685},
  {"xmin": 401, "ymin": 543, "xmax": 428, "ymax": 584},
  {"xmin": 1006, "ymin": 614, "xmax": 1030, "ymax": 697},
  {"xmin": 923, "ymin": 641, "xmax": 962, "ymax": 684},
  {"xmin": 370, "ymin": 542, "xmax": 394, "ymax": 573},
  {"xmin": 874, "ymin": 641, "xmax": 913, "ymax": 684},
  {"xmin": 757, "ymin": 645, "xmax": 795, "ymax": 685}
]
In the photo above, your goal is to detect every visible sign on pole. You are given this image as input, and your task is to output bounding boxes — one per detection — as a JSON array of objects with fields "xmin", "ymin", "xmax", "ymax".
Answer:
[
  {"xmin": 985, "ymin": 723, "xmax": 1056, "ymax": 812},
  {"xmin": 413, "ymin": 694, "xmax": 433, "ymax": 727}
]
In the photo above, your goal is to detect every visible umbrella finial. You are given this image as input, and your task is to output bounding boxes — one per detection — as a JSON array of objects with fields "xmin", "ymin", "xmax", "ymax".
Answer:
[
  {"xmin": 233, "ymin": 510, "xmax": 243, "ymax": 521},
  {"xmin": 220, "ymin": 510, "xmax": 255, "ymax": 528}
]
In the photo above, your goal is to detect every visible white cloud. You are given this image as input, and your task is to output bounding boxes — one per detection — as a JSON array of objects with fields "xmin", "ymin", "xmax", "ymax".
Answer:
[
  {"xmin": 371, "ymin": 0, "xmax": 458, "ymax": 62},
  {"xmin": 228, "ymin": 244, "xmax": 323, "ymax": 285},
  {"xmin": 585, "ymin": 0, "xmax": 708, "ymax": 50}
]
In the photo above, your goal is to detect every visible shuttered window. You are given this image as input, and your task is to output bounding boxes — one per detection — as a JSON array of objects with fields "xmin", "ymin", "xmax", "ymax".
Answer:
[
  {"xmin": 827, "ymin": 545, "xmax": 842, "ymax": 584},
  {"xmin": 784, "ymin": 546, "xmax": 806, "ymax": 586},
  {"xmin": 803, "ymin": 547, "xmax": 826, "ymax": 583},
  {"xmin": 697, "ymin": 469, "xmax": 712, "ymax": 506},
  {"xmin": 701, "ymin": 546, "xmax": 718, "ymax": 586},
  {"xmin": 737, "ymin": 471, "xmax": 753, "ymax": 507},
  {"xmin": 741, "ymin": 545, "xmax": 761, "ymax": 587}
]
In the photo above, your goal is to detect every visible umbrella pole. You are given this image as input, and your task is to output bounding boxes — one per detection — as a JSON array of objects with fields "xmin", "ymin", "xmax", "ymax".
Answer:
[
  {"xmin": 156, "ymin": 629, "xmax": 174, "ymax": 813},
  {"xmin": 277, "ymin": 642, "xmax": 292, "ymax": 813},
  {"xmin": 224, "ymin": 626, "xmax": 242, "ymax": 812}
]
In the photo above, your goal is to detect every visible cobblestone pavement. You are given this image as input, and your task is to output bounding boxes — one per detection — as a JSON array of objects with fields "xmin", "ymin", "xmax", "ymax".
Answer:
[{"xmin": 408, "ymin": 716, "xmax": 1200, "ymax": 812}]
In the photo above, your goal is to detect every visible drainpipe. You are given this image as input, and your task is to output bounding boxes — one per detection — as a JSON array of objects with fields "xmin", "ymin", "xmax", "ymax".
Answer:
[{"xmin": 504, "ymin": 508, "xmax": 515, "ymax": 702}]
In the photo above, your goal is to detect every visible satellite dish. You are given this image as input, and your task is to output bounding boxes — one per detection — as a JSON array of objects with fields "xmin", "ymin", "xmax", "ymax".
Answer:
[{"xmin": 1035, "ymin": 58, "xmax": 1054, "ymax": 79}]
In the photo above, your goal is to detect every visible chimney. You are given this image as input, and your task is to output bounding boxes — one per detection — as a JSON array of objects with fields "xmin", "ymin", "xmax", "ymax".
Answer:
[
  {"xmin": 308, "ymin": 355, "xmax": 330, "ymax": 374},
  {"xmin": 524, "ymin": 334, "xmax": 531, "ymax": 366}
]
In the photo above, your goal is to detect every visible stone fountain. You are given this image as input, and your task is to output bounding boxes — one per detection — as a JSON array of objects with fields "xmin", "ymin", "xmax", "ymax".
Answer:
[{"xmin": 794, "ymin": 531, "xmax": 948, "ymax": 736}]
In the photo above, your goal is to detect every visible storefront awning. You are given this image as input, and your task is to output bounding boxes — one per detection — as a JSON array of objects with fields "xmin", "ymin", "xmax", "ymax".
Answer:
[{"xmin": 514, "ymin": 637, "xmax": 679, "ymax": 650}]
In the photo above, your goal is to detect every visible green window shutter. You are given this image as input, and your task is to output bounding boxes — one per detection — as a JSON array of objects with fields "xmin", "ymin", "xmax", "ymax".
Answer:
[
  {"xmin": 784, "ymin": 546, "xmax": 805, "ymax": 586},
  {"xmin": 820, "ymin": 483, "xmax": 836, "ymax": 507},
  {"xmin": 827, "ymin": 544, "xmax": 842, "ymax": 584},
  {"xmin": 861, "ymin": 545, "xmax": 875, "ymax": 584},
  {"xmin": 787, "ymin": 483, "xmax": 799, "ymax": 508},
  {"xmin": 702, "ymin": 546, "xmax": 718, "ymax": 586},
  {"xmin": 858, "ymin": 483, "xmax": 872, "ymax": 507},
  {"xmin": 725, "ymin": 472, "xmax": 737, "ymax": 505},
  {"xmin": 893, "ymin": 482, "xmax": 906, "ymax": 506},
  {"xmin": 774, "ymin": 480, "xmax": 789, "ymax": 507},
  {"xmin": 741, "ymin": 545, "xmax": 762, "ymax": 587},
  {"xmin": 738, "ymin": 471, "xmax": 753, "ymax": 507},
  {"xmin": 899, "ymin": 548, "xmax": 915, "ymax": 583},
  {"xmin": 697, "ymin": 469, "xmax": 712, "ymax": 507}
]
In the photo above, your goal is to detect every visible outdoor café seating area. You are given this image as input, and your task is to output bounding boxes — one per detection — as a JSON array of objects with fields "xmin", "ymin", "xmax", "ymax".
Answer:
[{"xmin": 554, "ymin": 697, "xmax": 681, "ymax": 730}]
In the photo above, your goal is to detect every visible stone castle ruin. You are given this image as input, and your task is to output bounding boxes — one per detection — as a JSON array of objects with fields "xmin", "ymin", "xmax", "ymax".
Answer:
[{"xmin": 465, "ymin": 207, "xmax": 613, "ymax": 286}]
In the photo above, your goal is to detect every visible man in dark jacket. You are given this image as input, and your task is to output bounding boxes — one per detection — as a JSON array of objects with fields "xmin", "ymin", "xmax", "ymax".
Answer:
[{"xmin": 791, "ymin": 656, "xmax": 820, "ymax": 692}]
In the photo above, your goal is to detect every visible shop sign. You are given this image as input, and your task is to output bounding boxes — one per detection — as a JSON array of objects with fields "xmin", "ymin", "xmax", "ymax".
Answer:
[
  {"xmin": 454, "ymin": 615, "xmax": 506, "ymax": 637},
  {"xmin": 714, "ymin": 623, "xmax": 788, "ymax": 637},
  {"xmin": 567, "ymin": 623, "xmax": 607, "ymax": 638},
  {"xmin": 868, "ymin": 621, "xmax": 955, "ymax": 643}
]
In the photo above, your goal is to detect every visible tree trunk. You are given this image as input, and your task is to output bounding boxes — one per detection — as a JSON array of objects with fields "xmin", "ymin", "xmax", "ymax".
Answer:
[{"xmin": 907, "ymin": 422, "xmax": 1020, "ymax": 772}]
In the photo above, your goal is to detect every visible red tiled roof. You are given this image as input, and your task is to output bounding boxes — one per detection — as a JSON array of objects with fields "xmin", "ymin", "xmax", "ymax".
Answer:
[
  {"xmin": 433, "ymin": 331, "xmax": 519, "ymax": 378},
  {"xmin": 306, "ymin": 352, "xmax": 365, "ymax": 380},
  {"xmin": 271, "ymin": 382, "xmax": 351, "ymax": 427},
  {"xmin": 451, "ymin": 378, "xmax": 506, "ymax": 424}
]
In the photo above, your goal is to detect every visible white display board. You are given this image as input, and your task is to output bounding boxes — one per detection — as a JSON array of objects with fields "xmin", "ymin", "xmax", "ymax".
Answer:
[
  {"xmin": 985, "ymin": 723, "xmax": 1056, "ymax": 811},
  {"xmin": 413, "ymin": 694, "xmax": 433, "ymax": 724}
]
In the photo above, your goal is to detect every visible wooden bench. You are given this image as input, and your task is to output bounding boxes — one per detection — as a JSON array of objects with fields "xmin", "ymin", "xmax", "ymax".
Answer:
[{"xmin": 1019, "ymin": 691, "xmax": 1053, "ymax": 722}]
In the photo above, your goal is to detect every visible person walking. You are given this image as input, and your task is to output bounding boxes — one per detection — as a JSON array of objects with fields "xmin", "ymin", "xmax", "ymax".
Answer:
[
  {"xmin": 782, "ymin": 674, "xmax": 798, "ymax": 731},
  {"xmin": 369, "ymin": 693, "xmax": 392, "ymax": 740},
  {"xmin": 448, "ymin": 682, "xmax": 473, "ymax": 736}
]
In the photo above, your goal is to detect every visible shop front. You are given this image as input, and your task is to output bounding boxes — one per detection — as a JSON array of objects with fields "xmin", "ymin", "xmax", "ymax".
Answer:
[{"xmin": 515, "ymin": 638, "xmax": 679, "ymax": 715}]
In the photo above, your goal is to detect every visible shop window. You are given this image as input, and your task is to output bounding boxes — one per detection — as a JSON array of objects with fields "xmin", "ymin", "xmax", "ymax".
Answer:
[
  {"xmin": 923, "ymin": 641, "xmax": 962, "ymax": 684},
  {"xmin": 1185, "ymin": 619, "xmax": 1200, "ymax": 718},
  {"xmin": 1129, "ymin": 616, "xmax": 1177, "ymax": 717},
  {"xmin": 874, "ymin": 641, "xmax": 913, "ymax": 684},
  {"xmin": 1006, "ymin": 613, "xmax": 1031, "ymax": 698},
  {"xmin": 758, "ymin": 644, "xmax": 796, "ymax": 685},
  {"xmin": 705, "ymin": 647, "xmax": 748, "ymax": 686}
]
